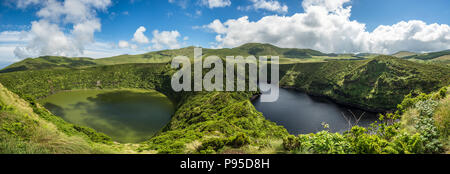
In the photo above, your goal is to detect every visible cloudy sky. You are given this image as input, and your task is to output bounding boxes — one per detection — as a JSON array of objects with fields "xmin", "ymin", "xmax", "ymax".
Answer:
[{"xmin": 0, "ymin": 0, "xmax": 449, "ymax": 64}]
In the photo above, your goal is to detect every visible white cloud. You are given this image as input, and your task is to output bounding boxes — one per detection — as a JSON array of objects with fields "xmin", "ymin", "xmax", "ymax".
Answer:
[
  {"xmin": 132, "ymin": 26, "xmax": 150, "ymax": 44},
  {"xmin": 72, "ymin": 19, "xmax": 101, "ymax": 47},
  {"xmin": 242, "ymin": 0, "xmax": 288, "ymax": 13},
  {"xmin": 151, "ymin": 30, "xmax": 181, "ymax": 50},
  {"xmin": 206, "ymin": 0, "xmax": 450, "ymax": 54},
  {"xmin": 201, "ymin": 0, "xmax": 231, "ymax": 8},
  {"xmin": 11, "ymin": 0, "xmax": 111, "ymax": 59},
  {"xmin": 83, "ymin": 41, "xmax": 143, "ymax": 58},
  {"xmin": 14, "ymin": 20, "xmax": 81, "ymax": 57},
  {"xmin": 0, "ymin": 44, "xmax": 23, "ymax": 63},
  {"xmin": 15, "ymin": 0, "xmax": 41, "ymax": 8},
  {"xmin": 302, "ymin": 0, "xmax": 350, "ymax": 13},
  {"xmin": 118, "ymin": 40, "xmax": 130, "ymax": 49},
  {"xmin": 0, "ymin": 31, "xmax": 30, "ymax": 42},
  {"xmin": 120, "ymin": 26, "xmax": 184, "ymax": 51},
  {"xmin": 206, "ymin": 19, "xmax": 227, "ymax": 34},
  {"xmin": 117, "ymin": 40, "xmax": 137, "ymax": 50}
]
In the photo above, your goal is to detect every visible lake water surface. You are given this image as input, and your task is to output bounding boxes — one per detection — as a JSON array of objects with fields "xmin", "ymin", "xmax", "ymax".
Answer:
[
  {"xmin": 40, "ymin": 89, "xmax": 174, "ymax": 143},
  {"xmin": 40, "ymin": 85, "xmax": 379, "ymax": 142},
  {"xmin": 253, "ymin": 83, "xmax": 379, "ymax": 135}
]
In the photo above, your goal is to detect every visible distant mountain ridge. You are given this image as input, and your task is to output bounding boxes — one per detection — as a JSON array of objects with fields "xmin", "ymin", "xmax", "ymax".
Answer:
[
  {"xmin": 280, "ymin": 55, "xmax": 450, "ymax": 111},
  {"xmin": 402, "ymin": 50, "xmax": 450, "ymax": 60},
  {"xmin": 2, "ymin": 43, "xmax": 449, "ymax": 73},
  {"xmin": 1, "ymin": 43, "xmax": 329, "ymax": 73},
  {"xmin": 392, "ymin": 51, "xmax": 417, "ymax": 58}
]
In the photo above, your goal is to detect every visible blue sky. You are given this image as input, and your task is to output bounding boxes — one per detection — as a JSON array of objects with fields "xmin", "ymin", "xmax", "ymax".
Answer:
[{"xmin": 0, "ymin": 0, "xmax": 449, "ymax": 64}]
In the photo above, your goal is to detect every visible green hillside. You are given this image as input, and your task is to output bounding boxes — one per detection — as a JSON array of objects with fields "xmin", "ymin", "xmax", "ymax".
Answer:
[
  {"xmin": 0, "ymin": 43, "xmax": 332, "ymax": 73},
  {"xmin": 0, "ymin": 63, "xmax": 290, "ymax": 154},
  {"xmin": 280, "ymin": 56, "xmax": 450, "ymax": 111},
  {"xmin": 0, "ymin": 60, "xmax": 448, "ymax": 153},
  {"xmin": 0, "ymin": 56, "xmax": 97, "ymax": 73},
  {"xmin": 0, "ymin": 82, "xmax": 122, "ymax": 153},
  {"xmin": 284, "ymin": 87, "xmax": 449, "ymax": 154},
  {"xmin": 392, "ymin": 51, "xmax": 417, "ymax": 58},
  {"xmin": 2, "ymin": 43, "xmax": 399, "ymax": 74},
  {"xmin": 404, "ymin": 50, "xmax": 450, "ymax": 60},
  {"xmin": 0, "ymin": 45, "xmax": 449, "ymax": 154}
]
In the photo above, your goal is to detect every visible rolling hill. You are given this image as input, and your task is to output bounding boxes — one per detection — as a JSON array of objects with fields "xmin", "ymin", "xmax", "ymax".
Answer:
[
  {"xmin": 403, "ymin": 50, "xmax": 450, "ymax": 60},
  {"xmin": 0, "ymin": 56, "xmax": 97, "ymax": 73},
  {"xmin": 0, "ymin": 43, "xmax": 332, "ymax": 73},
  {"xmin": 280, "ymin": 56, "xmax": 450, "ymax": 111},
  {"xmin": 1, "ymin": 54, "xmax": 449, "ymax": 153},
  {"xmin": 392, "ymin": 51, "xmax": 417, "ymax": 58}
]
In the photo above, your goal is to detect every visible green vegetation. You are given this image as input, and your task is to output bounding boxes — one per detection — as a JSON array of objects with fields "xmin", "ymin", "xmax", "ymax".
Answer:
[
  {"xmin": 39, "ymin": 89, "xmax": 174, "ymax": 143},
  {"xmin": 0, "ymin": 44, "xmax": 448, "ymax": 154},
  {"xmin": 403, "ymin": 50, "xmax": 450, "ymax": 60},
  {"xmin": 139, "ymin": 91, "xmax": 288, "ymax": 154},
  {"xmin": 0, "ymin": 43, "xmax": 372, "ymax": 74},
  {"xmin": 0, "ymin": 61, "xmax": 289, "ymax": 153},
  {"xmin": 0, "ymin": 63, "xmax": 168, "ymax": 99},
  {"xmin": 0, "ymin": 56, "xmax": 97, "ymax": 73},
  {"xmin": 280, "ymin": 56, "xmax": 450, "ymax": 111},
  {"xmin": 0, "ymin": 83, "xmax": 118, "ymax": 153},
  {"xmin": 392, "ymin": 51, "xmax": 417, "ymax": 58},
  {"xmin": 283, "ymin": 86, "xmax": 449, "ymax": 154}
]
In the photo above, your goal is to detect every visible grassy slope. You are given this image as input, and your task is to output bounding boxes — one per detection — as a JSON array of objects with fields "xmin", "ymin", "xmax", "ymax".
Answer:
[
  {"xmin": 0, "ymin": 45, "xmax": 449, "ymax": 154},
  {"xmin": 392, "ymin": 51, "xmax": 417, "ymax": 58},
  {"xmin": 3, "ymin": 44, "xmax": 448, "ymax": 74},
  {"xmin": 434, "ymin": 93, "xmax": 450, "ymax": 153},
  {"xmin": 0, "ymin": 43, "xmax": 332, "ymax": 73},
  {"xmin": 0, "ymin": 56, "xmax": 97, "ymax": 73},
  {"xmin": 280, "ymin": 56, "xmax": 450, "ymax": 111},
  {"xmin": 0, "ymin": 83, "xmax": 122, "ymax": 153},
  {"xmin": 0, "ymin": 57, "xmax": 448, "ymax": 153},
  {"xmin": 283, "ymin": 86, "xmax": 449, "ymax": 154},
  {"xmin": 0, "ymin": 63, "xmax": 289, "ymax": 154},
  {"xmin": 403, "ymin": 50, "xmax": 450, "ymax": 60},
  {"xmin": 399, "ymin": 87, "xmax": 450, "ymax": 153}
]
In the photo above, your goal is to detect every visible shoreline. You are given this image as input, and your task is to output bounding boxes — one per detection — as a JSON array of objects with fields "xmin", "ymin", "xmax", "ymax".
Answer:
[
  {"xmin": 251, "ymin": 84, "xmax": 388, "ymax": 113},
  {"xmin": 280, "ymin": 85, "xmax": 389, "ymax": 113}
]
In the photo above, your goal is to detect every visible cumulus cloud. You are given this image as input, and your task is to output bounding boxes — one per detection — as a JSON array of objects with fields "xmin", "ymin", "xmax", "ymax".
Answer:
[
  {"xmin": 118, "ymin": 40, "xmax": 130, "ymax": 49},
  {"xmin": 0, "ymin": 31, "xmax": 30, "ymax": 42},
  {"xmin": 206, "ymin": 0, "xmax": 450, "ymax": 54},
  {"xmin": 132, "ymin": 26, "xmax": 150, "ymax": 44},
  {"xmin": 240, "ymin": 0, "xmax": 288, "ymax": 13},
  {"xmin": 206, "ymin": 19, "xmax": 227, "ymax": 34},
  {"xmin": 14, "ymin": 0, "xmax": 41, "ymax": 8},
  {"xmin": 119, "ymin": 26, "xmax": 183, "ymax": 51},
  {"xmin": 151, "ymin": 30, "xmax": 181, "ymax": 50},
  {"xmin": 117, "ymin": 40, "xmax": 137, "ymax": 50},
  {"xmin": 201, "ymin": 0, "xmax": 231, "ymax": 8},
  {"xmin": 12, "ymin": 0, "xmax": 111, "ymax": 59},
  {"xmin": 302, "ymin": 0, "xmax": 350, "ymax": 13},
  {"xmin": 14, "ymin": 20, "xmax": 81, "ymax": 57}
]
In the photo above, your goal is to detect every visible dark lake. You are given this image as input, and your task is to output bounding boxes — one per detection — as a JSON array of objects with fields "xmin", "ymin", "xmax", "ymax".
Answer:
[
  {"xmin": 252, "ymin": 83, "xmax": 379, "ymax": 135},
  {"xmin": 40, "ymin": 89, "xmax": 174, "ymax": 143}
]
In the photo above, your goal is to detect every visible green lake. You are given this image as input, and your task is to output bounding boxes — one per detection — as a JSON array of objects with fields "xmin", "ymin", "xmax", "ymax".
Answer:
[{"xmin": 40, "ymin": 89, "xmax": 174, "ymax": 143}]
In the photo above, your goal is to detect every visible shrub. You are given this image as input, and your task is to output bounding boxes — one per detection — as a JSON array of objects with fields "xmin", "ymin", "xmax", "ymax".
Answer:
[
  {"xmin": 72, "ymin": 125, "xmax": 112, "ymax": 144},
  {"xmin": 228, "ymin": 133, "xmax": 250, "ymax": 148},
  {"xmin": 415, "ymin": 100, "xmax": 438, "ymax": 117},
  {"xmin": 198, "ymin": 138, "xmax": 227, "ymax": 152},
  {"xmin": 439, "ymin": 87, "xmax": 447, "ymax": 99},
  {"xmin": 282, "ymin": 135, "xmax": 300, "ymax": 151}
]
